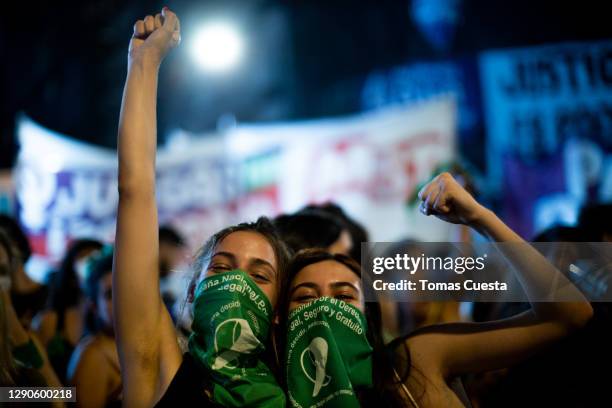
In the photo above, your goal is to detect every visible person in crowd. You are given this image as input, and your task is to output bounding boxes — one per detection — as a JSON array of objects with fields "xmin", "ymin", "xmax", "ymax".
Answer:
[
  {"xmin": 67, "ymin": 248, "xmax": 121, "ymax": 408},
  {"xmin": 158, "ymin": 225, "xmax": 186, "ymax": 279},
  {"xmin": 1, "ymin": 229, "xmax": 62, "ymax": 403},
  {"xmin": 274, "ymin": 208, "xmax": 353, "ymax": 256},
  {"xmin": 158, "ymin": 225, "xmax": 186, "ymax": 321},
  {"xmin": 279, "ymin": 172, "xmax": 593, "ymax": 408},
  {"xmin": 0, "ymin": 215, "xmax": 47, "ymax": 329},
  {"xmin": 302, "ymin": 202, "xmax": 369, "ymax": 262},
  {"xmin": 113, "ymin": 9, "xmax": 289, "ymax": 407},
  {"xmin": 32, "ymin": 238, "xmax": 103, "ymax": 383},
  {"xmin": 472, "ymin": 224, "xmax": 612, "ymax": 407}
]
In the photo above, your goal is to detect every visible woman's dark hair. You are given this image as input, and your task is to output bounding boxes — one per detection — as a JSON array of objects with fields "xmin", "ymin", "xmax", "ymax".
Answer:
[
  {"xmin": 279, "ymin": 249, "xmax": 405, "ymax": 403},
  {"xmin": 303, "ymin": 203, "xmax": 369, "ymax": 262},
  {"xmin": 0, "ymin": 215, "xmax": 32, "ymax": 264},
  {"xmin": 47, "ymin": 239, "xmax": 103, "ymax": 314},
  {"xmin": 159, "ymin": 225, "xmax": 186, "ymax": 247},
  {"xmin": 273, "ymin": 210, "xmax": 345, "ymax": 255},
  {"xmin": 84, "ymin": 247, "xmax": 114, "ymax": 334}
]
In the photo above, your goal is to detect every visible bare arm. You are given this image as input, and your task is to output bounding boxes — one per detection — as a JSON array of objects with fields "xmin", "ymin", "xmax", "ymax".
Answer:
[
  {"xmin": 113, "ymin": 8, "xmax": 182, "ymax": 407},
  {"xmin": 408, "ymin": 172, "xmax": 593, "ymax": 378}
]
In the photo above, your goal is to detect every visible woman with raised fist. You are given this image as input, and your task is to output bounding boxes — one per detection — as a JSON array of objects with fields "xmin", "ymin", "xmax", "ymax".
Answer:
[
  {"xmin": 113, "ymin": 9, "xmax": 289, "ymax": 407},
  {"xmin": 278, "ymin": 172, "xmax": 593, "ymax": 408}
]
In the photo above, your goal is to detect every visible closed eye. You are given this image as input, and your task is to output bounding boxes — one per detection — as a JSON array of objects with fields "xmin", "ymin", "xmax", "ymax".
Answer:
[
  {"xmin": 293, "ymin": 294, "xmax": 317, "ymax": 302},
  {"xmin": 209, "ymin": 264, "xmax": 232, "ymax": 273},
  {"xmin": 249, "ymin": 271, "xmax": 271, "ymax": 283},
  {"xmin": 335, "ymin": 294, "xmax": 355, "ymax": 301}
]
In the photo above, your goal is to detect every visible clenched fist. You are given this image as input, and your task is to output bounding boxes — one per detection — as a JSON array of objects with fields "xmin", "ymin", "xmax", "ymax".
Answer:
[
  {"xmin": 417, "ymin": 172, "xmax": 486, "ymax": 226},
  {"xmin": 129, "ymin": 7, "xmax": 180, "ymax": 64}
]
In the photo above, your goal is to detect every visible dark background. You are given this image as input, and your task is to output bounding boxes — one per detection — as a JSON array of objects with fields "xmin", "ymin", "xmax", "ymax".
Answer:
[{"xmin": 2, "ymin": 0, "xmax": 611, "ymax": 169}]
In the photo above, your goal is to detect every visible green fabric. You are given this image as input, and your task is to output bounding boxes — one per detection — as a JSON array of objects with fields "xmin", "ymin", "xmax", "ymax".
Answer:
[
  {"xmin": 12, "ymin": 338, "xmax": 44, "ymax": 370},
  {"xmin": 285, "ymin": 297, "xmax": 373, "ymax": 408},
  {"xmin": 189, "ymin": 270, "xmax": 286, "ymax": 408},
  {"xmin": 47, "ymin": 333, "xmax": 69, "ymax": 357}
]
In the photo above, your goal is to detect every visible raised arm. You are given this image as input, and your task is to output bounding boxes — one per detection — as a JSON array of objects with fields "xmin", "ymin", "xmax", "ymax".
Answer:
[
  {"xmin": 406, "ymin": 172, "xmax": 593, "ymax": 378},
  {"xmin": 113, "ymin": 8, "xmax": 182, "ymax": 407}
]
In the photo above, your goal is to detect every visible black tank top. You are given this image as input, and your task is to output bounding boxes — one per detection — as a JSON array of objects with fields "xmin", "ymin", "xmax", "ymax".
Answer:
[{"xmin": 155, "ymin": 353, "xmax": 220, "ymax": 407}]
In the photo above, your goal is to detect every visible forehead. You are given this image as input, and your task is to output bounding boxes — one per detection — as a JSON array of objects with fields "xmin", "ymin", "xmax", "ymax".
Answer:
[
  {"xmin": 214, "ymin": 231, "xmax": 277, "ymax": 267},
  {"xmin": 291, "ymin": 260, "xmax": 360, "ymax": 288}
]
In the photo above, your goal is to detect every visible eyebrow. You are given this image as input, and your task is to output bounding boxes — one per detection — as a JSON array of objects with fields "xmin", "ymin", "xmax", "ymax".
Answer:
[
  {"xmin": 211, "ymin": 251, "xmax": 237, "ymax": 263},
  {"xmin": 250, "ymin": 258, "xmax": 277, "ymax": 276},
  {"xmin": 330, "ymin": 281, "xmax": 361, "ymax": 293},
  {"xmin": 290, "ymin": 282, "xmax": 319, "ymax": 296},
  {"xmin": 210, "ymin": 251, "xmax": 277, "ymax": 275},
  {"xmin": 290, "ymin": 281, "xmax": 361, "ymax": 296}
]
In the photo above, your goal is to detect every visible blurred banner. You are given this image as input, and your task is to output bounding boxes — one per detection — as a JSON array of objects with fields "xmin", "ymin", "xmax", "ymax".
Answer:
[
  {"xmin": 226, "ymin": 98, "xmax": 457, "ymax": 242},
  {"xmin": 480, "ymin": 41, "xmax": 612, "ymax": 238},
  {"xmin": 14, "ymin": 116, "xmax": 228, "ymax": 271},
  {"xmin": 360, "ymin": 59, "xmax": 482, "ymax": 169},
  {"xmin": 15, "ymin": 98, "xmax": 456, "ymax": 272}
]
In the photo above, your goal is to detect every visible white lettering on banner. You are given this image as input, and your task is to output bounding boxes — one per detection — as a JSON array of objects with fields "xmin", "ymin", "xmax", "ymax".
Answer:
[
  {"xmin": 15, "ymin": 166, "xmax": 57, "ymax": 231},
  {"xmin": 52, "ymin": 173, "xmax": 117, "ymax": 219}
]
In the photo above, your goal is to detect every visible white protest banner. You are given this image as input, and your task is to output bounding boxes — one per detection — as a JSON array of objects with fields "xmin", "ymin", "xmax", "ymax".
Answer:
[
  {"xmin": 15, "ymin": 98, "xmax": 456, "ymax": 278},
  {"xmin": 227, "ymin": 98, "xmax": 457, "ymax": 242},
  {"xmin": 14, "ymin": 117, "xmax": 229, "ymax": 275}
]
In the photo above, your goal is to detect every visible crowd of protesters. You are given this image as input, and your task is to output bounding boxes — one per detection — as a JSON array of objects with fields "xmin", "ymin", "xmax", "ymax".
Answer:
[
  {"xmin": 2, "ymin": 196, "xmax": 611, "ymax": 407},
  {"xmin": 1, "ymin": 7, "xmax": 611, "ymax": 408}
]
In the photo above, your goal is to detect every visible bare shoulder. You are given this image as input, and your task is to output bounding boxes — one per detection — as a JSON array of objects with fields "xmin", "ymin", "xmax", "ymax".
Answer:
[
  {"xmin": 71, "ymin": 337, "xmax": 103, "ymax": 363},
  {"xmin": 393, "ymin": 336, "xmax": 466, "ymax": 408},
  {"xmin": 401, "ymin": 329, "xmax": 448, "ymax": 373},
  {"xmin": 67, "ymin": 336, "xmax": 105, "ymax": 380}
]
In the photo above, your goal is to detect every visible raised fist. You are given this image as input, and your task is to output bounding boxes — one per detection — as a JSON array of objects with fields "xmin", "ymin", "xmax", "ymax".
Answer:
[
  {"xmin": 417, "ymin": 172, "xmax": 485, "ymax": 226},
  {"xmin": 129, "ymin": 7, "xmax": 180, "ymax": 64}
]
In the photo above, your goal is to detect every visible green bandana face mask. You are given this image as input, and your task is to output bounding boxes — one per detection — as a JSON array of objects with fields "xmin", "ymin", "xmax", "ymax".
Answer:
[
  {"xmin": 285, "ymin": 297, "xmax": 373, "ymax": 408},
  {"xmin": 189, "ymin": 269, "xmax": 286, "ymax": 407}
]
